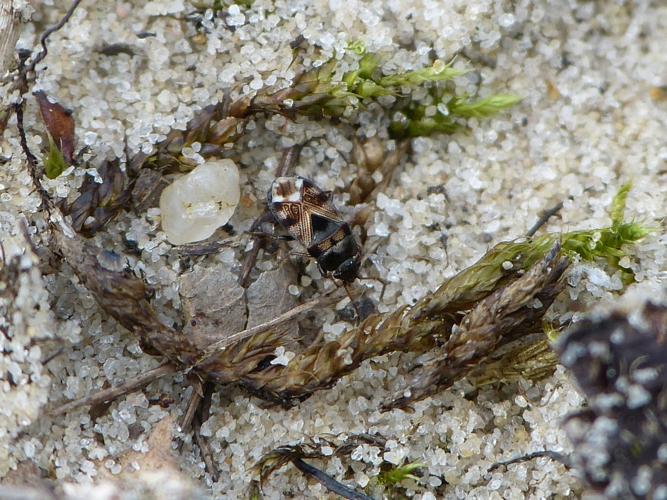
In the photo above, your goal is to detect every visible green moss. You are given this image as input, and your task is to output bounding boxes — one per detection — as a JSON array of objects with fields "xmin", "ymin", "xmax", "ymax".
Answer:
[
  {"xmin": 378, "ymin": 59, "xmax": 465, "ymax": 87},
  {"xmin": 419, "ymin": 184, "xmax": 649, "ymax": 316},
  {"xmin": 44, "ymin": 134, "xmax": 68, "ymax": 179},
  {"xmin": 389, "ymin": 92, "xmax": 521, "ymax": 138},
  {"xmin": 346, "ymin": 40, "xmax": 367, "ymax": 56},
  {"xmin": 448, "ymin": 94, "xmax": 522, "ymax": 119},
  {"xmin": 378, "ymin": 462, "xmax": 424, "ymax": 486},
  {"xmin": 610, "ymin": 182, "xmax": 632, "ymax": 228},
  {"xmin": 274, "ymin": 51, "xmax": 518, "ymax": 136}
]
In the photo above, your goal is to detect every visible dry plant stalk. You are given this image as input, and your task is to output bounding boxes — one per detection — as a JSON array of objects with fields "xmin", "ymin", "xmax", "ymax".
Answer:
[
  {"xmin": 231, "ymin": 299, "xmax": 444, "ymax": 404},
  {"xmin": 234, "ymin": 243, "xmax": 567, "ymax": 408},
  {"xmin": 465, "ymin": 334, "xmax": 559, "ymax": 389},
  {"xmin": 39, "ymin": 178, "xmax": 645, "ymax": 414},
  {"xmin": 385, "ymin": 243, "xmax": 568, "ymax": 409}
]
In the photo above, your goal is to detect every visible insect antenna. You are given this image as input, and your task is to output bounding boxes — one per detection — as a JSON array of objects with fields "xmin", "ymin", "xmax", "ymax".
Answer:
[{"xmin": 249, "ymin": 231, "xmax": 295, "ymax": 242}]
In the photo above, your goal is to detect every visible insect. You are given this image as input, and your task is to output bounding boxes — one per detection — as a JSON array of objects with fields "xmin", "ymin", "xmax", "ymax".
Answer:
[{"xmin": 267, "ymin": 176, "xmax": 362, "ymax": 283}]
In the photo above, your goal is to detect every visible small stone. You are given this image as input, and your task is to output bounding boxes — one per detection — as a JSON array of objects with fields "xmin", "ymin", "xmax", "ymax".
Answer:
[{"xmin": 160, "ymin": 159, "xmax": 240, "ymax": 245}]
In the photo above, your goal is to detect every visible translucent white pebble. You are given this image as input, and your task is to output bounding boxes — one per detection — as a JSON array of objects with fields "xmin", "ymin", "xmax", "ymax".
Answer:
[{"xmin": 160, "ymin": 159, "xmax": 240, "ymax": 245}]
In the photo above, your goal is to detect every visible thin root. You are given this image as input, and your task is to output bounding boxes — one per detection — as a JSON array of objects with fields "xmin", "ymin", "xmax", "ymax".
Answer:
[{"xmin": 51, "ymin": 362, "xmax": 177, "ymax": 416}]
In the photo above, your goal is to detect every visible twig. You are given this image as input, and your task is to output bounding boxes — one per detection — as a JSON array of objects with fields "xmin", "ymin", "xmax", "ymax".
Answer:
[
  {"xmin": 489, "ymin": 450, "xmax": 572, "ymax": 471},
  {"xmin": 193, "ymin": 382, "xmax": 218, "ymax": 482},
  {"xmin": 194, "ymin": 425, "xmax": 218, "ymax": 482},
  {"xmin": 23, "ymin": 0, "xmax": 83, "ymax": 77},
  {"xmin": 178, "ymin": 378, "xmax": 203, "ymax": 434},
  {"xmin": 13, "ymin": 100, "xmax": 51, "ymax": 210},
  {"xmin": 526, "ymin": 200, "xmax": 564, "ymax": 237},
  {"xmin": 50, "ymin": 362, "xmax": 177, "ymax": 415},
  {"xmin": 292, "ymin": 458, "xmax": 372, "ymax": 500},
  {"xmin": 192, "ymin": 292, "xmax": 340, "ymax": 368}
]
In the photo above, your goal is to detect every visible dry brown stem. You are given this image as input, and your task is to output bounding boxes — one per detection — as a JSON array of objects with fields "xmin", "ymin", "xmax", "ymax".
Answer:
[
  {"xmin": 51, "ymin": 362, "xmax": 177, "ymax": 416},
  {"xmin": 384, "ymin": 243, "xmax": 568, "ymax": 409}
]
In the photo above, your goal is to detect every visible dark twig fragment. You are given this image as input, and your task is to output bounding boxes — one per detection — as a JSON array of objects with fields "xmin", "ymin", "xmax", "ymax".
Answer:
[
  {"xmin": 179, "ymin": 378, "xmax": 203, "ymax": 435},
  {"xmin": 13, "ymin": 100, "xmax": 51, "ymax": 210},
  {"xmin": 489, "ymin": 450, "xmax": 572, "ymax": 472},
  {"xmin": 526, "ymin": 200, "xmax": 564, "ymax": 237},
  {"xmin": 193, "ymin": 382, "xmax": 218, "ymax": 482},
  {"xmin": 292, "ymin": 458, "xmax": 372, "ymax": 500},
  {"xmin": 23, "ymin": 0, "xmax": 83, "ymax": 77},
  {"xmin": 254, "ymin": 437, "xmax": 383, "ymax": 500}
]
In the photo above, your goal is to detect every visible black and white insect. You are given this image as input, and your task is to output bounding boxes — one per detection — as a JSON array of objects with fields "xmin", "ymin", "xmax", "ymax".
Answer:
[{"xmin": 267, "ymin": 176, "xmax": 362, "ymax": 283}]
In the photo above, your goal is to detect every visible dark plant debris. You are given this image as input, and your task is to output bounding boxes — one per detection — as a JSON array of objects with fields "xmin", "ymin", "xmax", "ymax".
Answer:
[
  {"xmin": 253, "ymin": 434, "xmax": 389, "ymax": 499},
  {"xmin": 557, "ymin": 299, "xmax": 667, "ymax": 499},
  {"xmin": 489, "ymin": 450, "xmax": 572, "ymax": 472},
  {"xmin": 65, "ymin": 160, "xmax": 131, "ymax": 236},
  {"xmin": 35, "ymin": 177, "xmax": 648, "ymax": 417}
]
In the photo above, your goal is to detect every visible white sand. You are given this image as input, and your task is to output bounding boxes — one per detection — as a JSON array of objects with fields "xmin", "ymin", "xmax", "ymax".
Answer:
[{"xmin": 1, "ymin": 0, "xmax": 666, "ymax": 498}]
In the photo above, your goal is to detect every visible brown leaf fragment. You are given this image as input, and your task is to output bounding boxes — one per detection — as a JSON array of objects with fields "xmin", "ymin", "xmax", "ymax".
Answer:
[
  {"xmin": 130, "ymin": 167, "xmax": 168, "ymax": 212},
  {"xmin": 383, "ymin": 243, "xmax": 568, "ymax": 410},
  {"xmin": 34, "ymin": 90, "xmax": 75, "ymax": 164},
  {"xmin": 180, "ymin": 264, "xmax": 247, "ymax": 350},
  {"xmin": 246, "ymin": 262, "xmax": 300, "ymax": 339},
  {"xmin": 66, "ymin": 160, "xmax": 130, "ymax": 235},
  {"xmin": 557, "ymin": 299, "xmax": 667, "ymax": 499}
]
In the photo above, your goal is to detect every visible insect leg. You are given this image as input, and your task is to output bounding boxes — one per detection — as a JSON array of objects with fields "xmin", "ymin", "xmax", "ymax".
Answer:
[
  {"xmin": 239, "ymin": 145, "xmax": 304, "ymax": 287},
  {"xmin": 249, "ymin": 231, "xmax": 295, "ymax": 242},
  {"xmin": 357, "ymin": 275, "xmax": 389, "ymax": 302}
]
